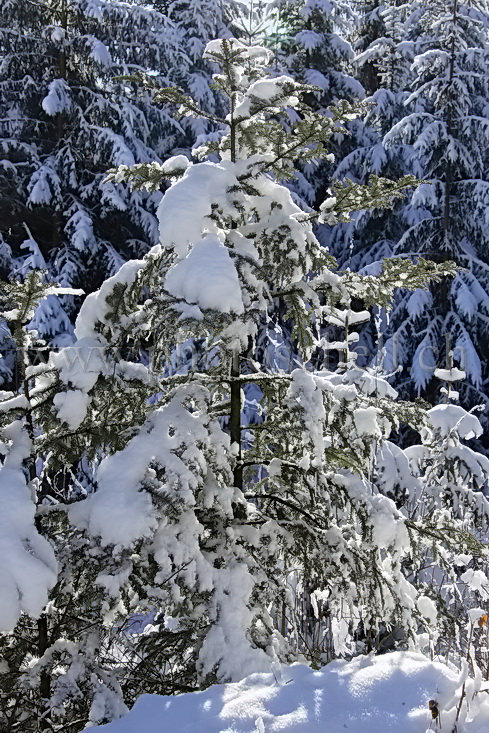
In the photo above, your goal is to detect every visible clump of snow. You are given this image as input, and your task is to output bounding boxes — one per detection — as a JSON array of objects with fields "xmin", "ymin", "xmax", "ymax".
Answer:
[
  {"xmin": 468, "ymin": 607, "xmax": 488, "ymax": 624},
  {"xmin": 249, "ymin": 77, "xmax": 296, "ymax": 102},
  {"xmin": 416, "ymin": 595, "xmax": 437, "ymax": 625},
  {"xmin": 68, "ymin": 408, "xmax": 162, "ymax": 548},
  {"xmin": 41, "ymin": 79, "xmax": 71, "ymax": 116},
  {"xmin": 461, "ymin": 570, "xmax": 489, "ymax": 600},
  {"xmin": 0, "ymin": 394, "xmax": 30, "ymax": 413},
  {"xmin": 425, "ymin": 404, "xmax": 483, "ymax": 441},
  {"xmin": 90, "ymin": 651, "xmax": 489, "ymax": 733},
  {"xmin": 53, "ymin": 389, "xmax": 90, "ymax": 430},
  {"xmin": 0, "ymin": 422, "xmax": 57, "ymax": 631},
  {"xmin": 69, "ymin": 388, "xmax": 214, "ymax": 550},
  {"xmin": 197, "ymin": 562, "xmax": 275, "ymax": 682},
  {"xmin": 51, "ymin": 337, "xmax": 107, "ymax": 391},
  {"xmin": 88, "ymin": 37, "xmax": 112, "ymax": 66},
  {"xmin": 434, "ymin": 367, "xmax": 466, "ymax": 383},
  {"xmin": 162, "ymin": 154, "xmax": 190, "ymax": 174},
  {"xmin": 234, "ymin": 76, "xmax": 300, "ymax": 119},
  {"xmin": 406, "ymin": 289, "xmax": 432, "ymax": 320},
  {"xmin": 157, "ymin": 161, "xmax": 239, "ymax": 257},
  {"xmin": 74, "ymin": 260, "xmax": 146, "ymax": 341},
  {"xmin": 27, "ymin": 164, "xmax": 57, "ymax": 206},
  {"xmin": 165, "ymin": 235, "xmax": 244, "ymax": 315},
  {"xmin": 353, "ymin": 406, "xmax": 382, "ymax": 438}
]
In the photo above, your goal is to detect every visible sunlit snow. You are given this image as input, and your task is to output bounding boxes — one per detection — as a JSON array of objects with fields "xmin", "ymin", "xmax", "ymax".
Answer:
[{"xmin": 92, "ymin": 652, "xmax": 489, "ymax": 733}]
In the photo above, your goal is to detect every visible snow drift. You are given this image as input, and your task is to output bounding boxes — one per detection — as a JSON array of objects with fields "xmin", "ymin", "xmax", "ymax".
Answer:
[{"xmin": 91, "ymin": 651, "xmax": 489, "ymax": 732}]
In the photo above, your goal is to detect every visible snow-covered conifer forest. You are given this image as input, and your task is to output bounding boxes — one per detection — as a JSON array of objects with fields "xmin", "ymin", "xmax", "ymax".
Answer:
[{"xmin": 1, "ymin": 1, "xmax": 489, "ymax": 731}]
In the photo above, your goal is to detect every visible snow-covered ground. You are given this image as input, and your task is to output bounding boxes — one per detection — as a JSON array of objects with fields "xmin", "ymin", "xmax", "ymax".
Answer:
[{"xmin": 91, "ymin": 651, "xmax": 489, "ymax": 732}]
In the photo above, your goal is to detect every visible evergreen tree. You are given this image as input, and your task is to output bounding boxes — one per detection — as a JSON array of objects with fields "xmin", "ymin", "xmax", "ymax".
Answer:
[
  {"xmin": 352, "ymin": 0, "xmax": 385, "ymax": 94},
  {"xmin": 151, "ymin": 0, "xmax": 240, "ymax": 139},
  {"xmin": 268, "ymin": 0, "xmax": 364, "ymax": 205},
  {"xmin": 340, "ymin": 0, "xmax": 489, "ymax": 421},
  {"xmin": 381, "ymin": 0, "xmax": 489, "ymax": 415},
  {"xmin": 327, "ymin": 0, "xmax": 414, "ymax": 271},
  {"xmin": 0, "ymin": 0, "xmax": 188, "ymax": 349},
  {"xmin": 404, "ymin": 365, "xmax": 489, "ymax": 664},
  {"xmin": 322, "ymin": 0, "xmax": 416, "ymax": 369},
  {"xmin": 4, "ymin": 36, "xmax": 488, "ymax": 730},
  {"xmin": 0, "ymin": 274, "xmax": 130, "ymax": 731},
  {"xmin": 271, "ymin": 0, "xmax": 360, "ymax": 99},
  {"xmin": 351, "ymin": 0, "xmax": 412, "ymax": 94},
  {"xmin": 30, "ymin": 38, "xmax": 472, "ymax": 689}
]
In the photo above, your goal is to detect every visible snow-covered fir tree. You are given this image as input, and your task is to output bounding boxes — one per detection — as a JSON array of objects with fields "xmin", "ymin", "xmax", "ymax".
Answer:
[
  {"xmin": 326, "ymin": 0, "xmax": 415, "ymax": 268},
  {"xmin": 351, "ymin": 0, "xmax": 412, "ymax": 94},
  {"xmin": 404, "ymin": 364, "xmax": 489, "ymax": 666},
  {"xmin": 3, "ymin": 30, "xmax": 489, "ymax": 729},
  {"xmin": 242, "ymin": 0, "xmax": 367, "ymax": 381},
  {"xmin": 322, "ymin": 0, "xmax": 416, "ymax": 368},
  {"xmin": 150, "ymin": 0, "xmax": 240, "ymax": 139},
  {"xmin": 351, "ymin": 0, "xmax": 385, "ymax": 94},
  {"xmin": 380, "ymin": 0, "xmax": 489, "ymax": 412},
  {"xmin": 271, "ymin": 0, "xmax": 360, "ymax": 100},
  {"xmin": 267, "ymin": 0, "xmax": 364, "ymax": 205},
  {"xmin": 0, "ymin": 274, "xmax": 132, "ymax": 731},
  {"xmin": 19, "ymin": 37, "xmax": 484, "ymax": 705},
  {"xmin": 337, "ymin": 0, "xmax": 489, "ymax": 424},
  {"xmin": 0, "ymin": 0, "xmax": 190, "ymax": 351}
]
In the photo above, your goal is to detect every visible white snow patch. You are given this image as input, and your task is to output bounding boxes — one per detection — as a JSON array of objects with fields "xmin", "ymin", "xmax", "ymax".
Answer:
[
  {"xmin": 0, "ymin": 423, "xmax": 57, "ymax": 630},
  {"xmin": 89, "ymin": 37, "xmax": 112, "ymax": 66},
  {"xmin": 157, "ymin": 161, "xmax": 238, "ymax": 257},
  {"xmin": 53, "ymin": 389, "xmax": 90, "ymax": 430},
  {"xmin": 90, "ymin": 651, "xmax": 489, "ymax": 733},
  {"xmin": 416, "ymin": 595, "xmax": 437, "ymax": 625},
  {"xmin": 461, "ymin": 570, "xmax": 489, "ymax": 600},
  {"xmin": 434, "ymin": 367, "xmax": 466, "ymax": 383},
  {"xmin": 41, "ymin": 79, "xmax": 71, "ymax": 116},
  {"xmin": 353, "ymin": 406, "xmax": 382, "ymax": 438},
  {"xmin": 75, "ymin": 259, "xmax": 146, "ymax": 340},
  {"xmin": 165, "ymin": 235, "xmax": 244, "ymax": 315},
  {"xmin": 468, "ymin": 607, "xmax": 488, "ymax": 624},
  {"xmin": 425, "ymin": 404, "xmax": 483, "ymax": 441},
  {"xmin": 162, "ymin": 155, "xmax": 190, "ymax": 174}
]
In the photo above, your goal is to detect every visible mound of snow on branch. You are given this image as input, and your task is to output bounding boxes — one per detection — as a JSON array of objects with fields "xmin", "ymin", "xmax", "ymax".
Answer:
[
  {"xmin": 165, "ymin": 234, "xmax": 244, "ymax": 315},
  {"xmin": 91, "ymin": 651, "xmax": 489, "ymax": 732}
]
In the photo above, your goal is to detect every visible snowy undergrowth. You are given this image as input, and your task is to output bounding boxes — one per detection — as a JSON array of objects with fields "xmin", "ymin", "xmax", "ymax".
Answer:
[{"xmin": 91, "ymin": 651, "xmax": 489, "ymax": 733}]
